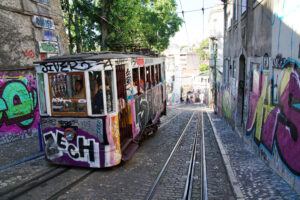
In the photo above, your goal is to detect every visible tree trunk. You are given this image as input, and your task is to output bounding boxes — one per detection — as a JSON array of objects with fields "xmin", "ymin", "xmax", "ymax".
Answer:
[
  {"xmin": 100, "ymin": 0, "xmax": 108, "ymax": 50},
  {"xmin": 74, "ymin": 0, "xmax": 82, "ymax": 53},
  {"xmin": 63, "ymin": 0, "xmax": 74, "ymax": 54}
]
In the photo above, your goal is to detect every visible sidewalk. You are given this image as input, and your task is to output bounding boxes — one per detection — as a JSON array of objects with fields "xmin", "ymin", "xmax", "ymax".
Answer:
[
  {"xmin": 0, "ymin": 135, "xmax": 43, "ymax": 170},
  {"xmin": 207, "ymin": 110, "xmax": 300, "ymax": 200}
]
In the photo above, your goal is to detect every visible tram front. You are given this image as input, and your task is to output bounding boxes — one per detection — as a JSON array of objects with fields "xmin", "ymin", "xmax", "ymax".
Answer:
[{"xmin": 34, "ymin": 55, "xmax": 121, "ymax": 168}]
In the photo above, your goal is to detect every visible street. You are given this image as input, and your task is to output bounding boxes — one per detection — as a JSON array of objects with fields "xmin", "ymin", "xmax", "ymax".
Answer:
[{"xmin": 0, "ymin": 105, "xmax": 299, "ymax": 199}]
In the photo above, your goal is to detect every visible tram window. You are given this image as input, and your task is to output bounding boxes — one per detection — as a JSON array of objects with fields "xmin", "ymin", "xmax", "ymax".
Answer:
[
  {"xmin": 132, "ymin": 68, "xmax": 139, "ymax": 95},
  {"xmin": 37, "ymin": 73, "xmax": 47, "ymax": 115},
  {"xmin": 139, "ymin": 66, "xmax": 145, "ymax": 94},
  {"xmin": 158, "ymin": 64, "xmax": 162, "ymax": 82},
  {"xmin": 146, "ymin": 66, "xmax": 151, "ymax": 90},
  {"xmin": 105, "ymin": 70, "xmax": 115, "ymax": 113},
  {"xmin": 89, "ymin": 71, "xmax": 104, "ymax": 114},
  {"xmin": 155, "ymin": 65, "xmax": 159, "ymax": 84},
  {"xmin": 49, "ymin": 72, "xmax": 86, "ymax": 114},
  {"xmin": 151, "ymin": 65, "xmax": 155, "ymax": 86}
]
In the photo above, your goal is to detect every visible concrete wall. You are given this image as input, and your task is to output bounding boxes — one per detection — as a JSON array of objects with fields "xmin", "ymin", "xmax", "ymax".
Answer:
[
  {"xmin": 0, "ymin": 0, "xmax": 68, "ymax": 144},
  {"xmin": 222, "ymin": 0, "xmax": 300, "ymax": 192}
]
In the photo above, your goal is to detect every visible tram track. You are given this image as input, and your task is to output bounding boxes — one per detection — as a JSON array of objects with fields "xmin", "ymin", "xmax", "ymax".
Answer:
[
  {"xmin": 0, "ymin": 166, "xmax": 95, "ymax": 200},
  {"xmin": 145, "ymin": 110, "xmax": 207, "ymax": 200},
  {"xmin": 183, "ymin": 112, "xmax": 200, "ymax": 200}
]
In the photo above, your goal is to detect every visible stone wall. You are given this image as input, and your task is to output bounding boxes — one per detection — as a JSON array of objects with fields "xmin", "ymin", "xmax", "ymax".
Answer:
[{"xmin": 0, "ymin": 0, "xmax": 68, "ymax": 70}]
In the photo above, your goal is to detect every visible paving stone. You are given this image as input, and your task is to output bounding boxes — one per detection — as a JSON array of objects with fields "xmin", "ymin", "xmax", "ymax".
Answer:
[{"xmin": 207, "ymin": 110, "xmax": 300, "ymax": 199}]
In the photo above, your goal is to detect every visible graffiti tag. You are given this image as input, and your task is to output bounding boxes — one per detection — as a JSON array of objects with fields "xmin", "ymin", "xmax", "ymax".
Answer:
[
  {"xmin": 32, "ymin": 16, "xmax": 54, "ymax": 29},
  {"xmin": 44, "ymin": 130, "xmax": 100, "ymax": 168},
  {"xmin": 273, "ymin": 54, "xmax": 286, "ymax": 68},
  {"xmin": 44, "ymin": 30, "xmax": 56, "ymax": 41},
  {"xmin": 22, "ymin": 49, "xmax": 35, "ymax": 59},
  {"xmin": 0, "ymin": 81, "xmax": 37, "ymax": 130},
  {"xmin": 38, "ymin": 61, "xmax": 95, "ymax": 73},
  {"xmin": 32, "ymin": 0, "xmax": 49, "ymax": 4},
  {"xmin": 39, "ymin": 41, "xmax": 59, "ymax": 54}
]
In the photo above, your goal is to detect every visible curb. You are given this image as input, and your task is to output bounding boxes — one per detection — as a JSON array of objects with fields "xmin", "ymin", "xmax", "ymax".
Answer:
[{"xmin": 206, "ymin": 111, "xmax": 245, "ymax": 200}]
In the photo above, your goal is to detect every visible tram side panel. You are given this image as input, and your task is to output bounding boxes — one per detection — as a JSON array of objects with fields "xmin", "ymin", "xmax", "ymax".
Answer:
[
  {"xmin": 132, "ymin": 83, "xmax": 165, "ymax": 134},
  {"xmin": 41, "ymin": 114, "xmax": 122, "ymax": 168}
]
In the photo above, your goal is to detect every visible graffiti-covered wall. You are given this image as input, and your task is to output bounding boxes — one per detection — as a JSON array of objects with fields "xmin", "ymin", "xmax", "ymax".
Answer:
[
  {"xmin": 221, "ymin": 0, "xmax": 300, "ymax": 192},
  {"xmin": 0, "ymin": 71, "xmax": 40, "ymax": 144}
]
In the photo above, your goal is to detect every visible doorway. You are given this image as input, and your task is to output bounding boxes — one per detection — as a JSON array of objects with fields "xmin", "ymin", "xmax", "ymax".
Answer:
[{"xmin": 237, "ymin": 55, "xmax": 246, "ymax": 126}]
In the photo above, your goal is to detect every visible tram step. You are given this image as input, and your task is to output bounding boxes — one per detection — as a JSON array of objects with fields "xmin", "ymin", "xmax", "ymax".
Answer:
[{"xmin": 121, "ymin": 141, "xmax": 139, "ymax": 162}]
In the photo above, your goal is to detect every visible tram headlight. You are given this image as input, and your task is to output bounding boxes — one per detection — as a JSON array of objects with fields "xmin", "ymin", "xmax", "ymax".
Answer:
[{"xmin": 64, "ymin": 128, "xmax": 77, "ymax": 142}]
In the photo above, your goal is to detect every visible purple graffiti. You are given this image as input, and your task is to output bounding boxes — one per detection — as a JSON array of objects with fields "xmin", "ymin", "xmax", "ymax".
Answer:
[{"xmin": 247, "ymin": 60, "xmax": 300, "ymax": 176}]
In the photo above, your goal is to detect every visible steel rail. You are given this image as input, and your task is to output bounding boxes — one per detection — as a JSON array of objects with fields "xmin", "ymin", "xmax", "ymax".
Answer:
[
  {"xmin": 201, "ymin": 111, "xmax": 208, "ymax": 200},
  {"xmin": 47, "ymin": 169, "xmax": 95, "ymax": 200},
  {"xmin": 145, "ymin": 111, "xmax": 196, "ymax": 200},
  {"xmin": 159, "ymin": 112, "xmax": 180, "ymax": 129},
  {"xmin": 183, "ymin": 112, "xmax": 200, "ymax": 200},
  {"xmin": 0, "ymin": 167, "xmax": 69, "ymax": 199}
]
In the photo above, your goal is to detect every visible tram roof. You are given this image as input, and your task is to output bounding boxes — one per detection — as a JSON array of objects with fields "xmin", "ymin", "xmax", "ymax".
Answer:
[{"xmin": 34, "ymin": 52, "xmax": 162, "ymax": 64}]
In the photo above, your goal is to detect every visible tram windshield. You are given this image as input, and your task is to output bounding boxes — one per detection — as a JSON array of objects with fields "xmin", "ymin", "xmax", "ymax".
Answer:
[{"xmin": 49, "ymin": 72, "xmax": 86, "ymax": 114}]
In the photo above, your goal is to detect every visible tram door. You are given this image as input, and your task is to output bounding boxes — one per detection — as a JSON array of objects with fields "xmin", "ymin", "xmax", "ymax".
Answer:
[{"xmin": 116, "ymin": 65, "xmax": 132, "ymax": 148}]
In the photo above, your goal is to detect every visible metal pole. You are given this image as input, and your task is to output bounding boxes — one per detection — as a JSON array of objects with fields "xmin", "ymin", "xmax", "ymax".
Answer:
[{"xmin": 214, "ymin": 41, "xmax": 217, "ymax": 114}]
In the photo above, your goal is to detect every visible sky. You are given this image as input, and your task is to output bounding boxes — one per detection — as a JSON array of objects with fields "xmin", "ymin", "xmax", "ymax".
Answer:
[{"xmin": 170, "ymin": 0, "xmax": 223, "ymax": 46}]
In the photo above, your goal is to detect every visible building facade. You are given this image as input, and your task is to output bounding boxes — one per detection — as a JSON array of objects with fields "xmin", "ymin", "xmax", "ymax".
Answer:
[
  {"xmin": 0, "ymin": 0, "xmax": 68, "ymax": 144},
  {"xmin": 221, "ymin": 0, "xmax": 300, "ymax": 192},
  {"xmin": 208, "ymin": 5, "xmax": 224, "ymax": 111}
]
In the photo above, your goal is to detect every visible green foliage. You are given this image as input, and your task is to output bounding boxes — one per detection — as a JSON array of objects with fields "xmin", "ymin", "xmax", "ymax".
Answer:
[
  {"xmin": 195, "ymin": 38, "xmax": 209, "ymax": 60},
  {"xmin": 199, "ymin": 63, "xmax": 209, "ymax": 72},
  {"xmin": 60, "ymin": 0, "xmax": 183, "ymax": 53}
]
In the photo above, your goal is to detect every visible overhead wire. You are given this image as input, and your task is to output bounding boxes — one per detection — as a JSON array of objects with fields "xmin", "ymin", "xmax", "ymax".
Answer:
[{"xmin": 178, "ymin": 0, "xmax": 190, "ymax": 45}]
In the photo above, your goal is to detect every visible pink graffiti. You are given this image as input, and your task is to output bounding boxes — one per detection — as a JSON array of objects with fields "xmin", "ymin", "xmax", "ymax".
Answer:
[{"xmin": 247, "ymin": 62, "xmax": 300, "ymax": 176}]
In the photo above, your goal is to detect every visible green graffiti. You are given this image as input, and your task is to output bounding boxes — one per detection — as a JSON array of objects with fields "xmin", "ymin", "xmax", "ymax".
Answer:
[
  {"xmin": 0, "ymin": 81, "xmax": 37, "ymax": 129},
  {"xmin": 41, "ymin": 43, "xmax": 57, "ymax": 53},
  {"xmin": 0, "ymin": 98, "xmax": 8, "ymax": 119}
]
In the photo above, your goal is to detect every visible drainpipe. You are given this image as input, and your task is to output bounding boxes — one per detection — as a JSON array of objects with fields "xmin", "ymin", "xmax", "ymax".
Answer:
[{"xmin": 214, "ymin": 42, "xmax": 217, "ymax": 114}]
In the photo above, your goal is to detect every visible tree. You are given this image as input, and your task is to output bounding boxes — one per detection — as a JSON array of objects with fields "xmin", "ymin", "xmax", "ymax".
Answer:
[
  {"xmin": 60, "ymin": 0, "xmax": 183, "ymax": 53},
  {"xmin": 194, "ymin": 38, "xmax": 209, "ymax": 71},
  {"xmin": 199, "ymin": 63, "xmax": 209, "ymax": 71},
  {"xmin": 195, "ymin": 38, "xmax": 209, "ymax": 60}
]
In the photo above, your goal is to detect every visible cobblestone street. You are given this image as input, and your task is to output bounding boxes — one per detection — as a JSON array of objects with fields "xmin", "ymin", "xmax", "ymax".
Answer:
[{"xmin": 0, "ymin": 105, "xmax": 299, "ymax": 199}]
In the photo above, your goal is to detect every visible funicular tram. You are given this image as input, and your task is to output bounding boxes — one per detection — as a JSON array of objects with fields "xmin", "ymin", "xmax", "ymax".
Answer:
[{"xmin": 34, "ymin": 53, "xmax": 166, "ymax": 168}]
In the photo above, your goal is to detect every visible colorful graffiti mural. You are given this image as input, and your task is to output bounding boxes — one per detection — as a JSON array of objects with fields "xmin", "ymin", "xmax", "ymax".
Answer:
[
  {"xmin": 246, "ymin": 59, "xmax": 300, "ymax": 176},
  {"xmin": 0, "ymin": 73, "xmax": 39, "ymax": 144}
]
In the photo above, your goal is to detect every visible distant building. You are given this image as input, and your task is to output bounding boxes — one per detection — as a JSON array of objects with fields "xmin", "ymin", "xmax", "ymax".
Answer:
[{"xmin": 163, "ymin": 45, "xmax": 200, "ymax": 104}]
